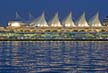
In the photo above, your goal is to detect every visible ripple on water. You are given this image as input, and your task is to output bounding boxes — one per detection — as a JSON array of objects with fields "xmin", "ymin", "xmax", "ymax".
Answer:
[{"xmin": 0, "ymin": 41, "xmax": 108, "ymax": 73}]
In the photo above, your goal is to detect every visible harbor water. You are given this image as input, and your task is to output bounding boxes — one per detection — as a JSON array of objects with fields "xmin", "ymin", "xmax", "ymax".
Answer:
[{"xmin": 0, "ymin": 41, "xmax": 108, "ymax": 73}]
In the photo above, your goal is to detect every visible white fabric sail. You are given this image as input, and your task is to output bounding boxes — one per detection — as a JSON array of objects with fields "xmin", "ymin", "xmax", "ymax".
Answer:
[
  {"xmin": 29, "ymin": 12, "xmax": 34, "ymax": 20},
  {"xmin": 77, "ymin": 12, "xmax": 89, "ymax": 27},
  {"xmin": 62, "ymin": 12, "xmax": 75, "ymax": 27},
  {"xmin": 89, "ymin": 12, "xmax": 102, "ymax": 27},
  {"xmin": 30, "ymin": 12, "xmax": 48, "ymax": 27},
  {"xmin": 49, "ymin": 13, "xmax": 62, "ymax": 27},
  {"xmin": 15, "ymin": 12, "xmax": 22, "ymax": 19}
]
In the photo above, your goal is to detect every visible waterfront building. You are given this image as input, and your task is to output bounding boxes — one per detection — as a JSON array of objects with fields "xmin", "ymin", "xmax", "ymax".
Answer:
[
  {"xmin": 0, "ymin": 12, "xmax": 108, "ymax": 40},
  {"xmin": 0, "ymin": 12, "xmax": 108, "ymax": 33}
]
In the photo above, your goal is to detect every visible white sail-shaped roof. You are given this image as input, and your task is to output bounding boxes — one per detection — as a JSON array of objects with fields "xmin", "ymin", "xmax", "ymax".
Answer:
[
  {"xmin": 30, "ymin": 12, "xmax": 48, "ymax": 27},
  {"xmin": 77, "ymin": 12, "xmax": 89, "ymax": 27},
  {"xmin": 29, "ymin": 12, "xmax": 34, "ymax": 20},
  {"xmin": 15, "ymin": 12, "xmax": 22, "ymax": 19},
  {"xmin": 49, "ymin": 13, "xmax": 62, "ymax": 27},
  {"xmin": 14, "ymin": 11, "xmax": 24, "ymax": 21},
  {"xmin": 89, "ymin": 12, "xmax": 102, "ymax": 27},
  {"xmin": 62, "ymin": 12, "xmax": 75, "ymax": 27}
]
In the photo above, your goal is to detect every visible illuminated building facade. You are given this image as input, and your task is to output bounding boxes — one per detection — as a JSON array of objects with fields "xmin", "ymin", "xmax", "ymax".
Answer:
[
  {"xmin": 0, "ymin": 12, "xmax": 107, "ymax": 33},
  {"xmin": 0, "ymin": 12, "xmax": 108, "ymax": 40}
]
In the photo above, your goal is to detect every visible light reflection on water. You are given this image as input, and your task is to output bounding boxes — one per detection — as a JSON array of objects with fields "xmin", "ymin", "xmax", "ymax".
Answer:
[{"xmin": 0, "ymin": 41, "xmax": 108, "ymax": 73}]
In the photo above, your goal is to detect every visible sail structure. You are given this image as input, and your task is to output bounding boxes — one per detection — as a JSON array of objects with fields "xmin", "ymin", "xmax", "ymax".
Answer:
[
  {"xmin": 29, "ymin": 12, "xmax": 34, "ymax": 20},
  {"xmin": 14, "ymin": 11, "xmax": 27, "ymax": 23},
  {"xmin": 49, "ymin": 12, "xmax": 62, "ymax": 27},
  {"xmin": 62, "ymin": 12, "xmax": 75, "ymax": 27},
  {"xmin": 77, "ymin": 12, "xmax": 89, "ymax": 27},
  {"xmin": 30, "ymin": 12, "xmax": 48, "ymax": 27},
  {"xmin": 26, "ymin": 12, "xmax": 35, "ymax": 24},
  {"xmin": 15, "ymin": 12, "xmax": 22, "ymax": 19},
  {"xmin": 89, "ymin": 12, "xmax": 102, "ymax": 27}
]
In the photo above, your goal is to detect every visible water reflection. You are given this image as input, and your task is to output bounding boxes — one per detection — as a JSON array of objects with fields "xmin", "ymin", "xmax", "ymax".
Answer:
[{"xmin": 0, "ymin": 41, "xmax": 108, "ymax": 73}]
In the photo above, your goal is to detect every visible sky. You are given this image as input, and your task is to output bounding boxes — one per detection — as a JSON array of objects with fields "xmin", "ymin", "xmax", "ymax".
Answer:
[{"xmin": 0, "ymin": 0, "xmax": 108, "ymax": 26}]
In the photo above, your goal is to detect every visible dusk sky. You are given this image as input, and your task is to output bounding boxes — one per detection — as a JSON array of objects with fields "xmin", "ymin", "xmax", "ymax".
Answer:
[{"xmin": 0, "ymin": 0, "xmax": 108, "ymax": 26}]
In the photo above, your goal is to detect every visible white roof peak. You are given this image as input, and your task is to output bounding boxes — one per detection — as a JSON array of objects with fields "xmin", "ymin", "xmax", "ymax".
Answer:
[
  {"xmin": 77, "ymin": 12, "xmax": 89, "ymax": 27},
  {"xmin": 30, "ymin": 12, "xmax": 48, "ymax": 27},
  {"xmin": 89, "ymin": 12, "xmax": 102, "ymax": 27},
  {"xmin": 63, "ymin": 12, "xmax": 75, "ymax": 27},
  {"xmin": 28, "ymin": 12, "xmax": 34, "ymax": 20},
  {"xmin": 49, "ymin": 12, "xmax": 62, "ymax": 27},
  {"xmin": 15, "ymin": 11, "xmax": 22, "ymax": 19}
]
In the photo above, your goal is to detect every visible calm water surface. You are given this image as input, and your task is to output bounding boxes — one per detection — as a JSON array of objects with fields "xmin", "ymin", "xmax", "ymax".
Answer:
[{"xmin": 0, "ymin": 41, "xmax": 108, "ymax": 73}]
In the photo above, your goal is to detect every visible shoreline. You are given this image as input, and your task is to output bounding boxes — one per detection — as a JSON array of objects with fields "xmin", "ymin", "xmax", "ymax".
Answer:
[{"xmin": 0, "ymin": 39, "xmax": 108, "ymax": 41}]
